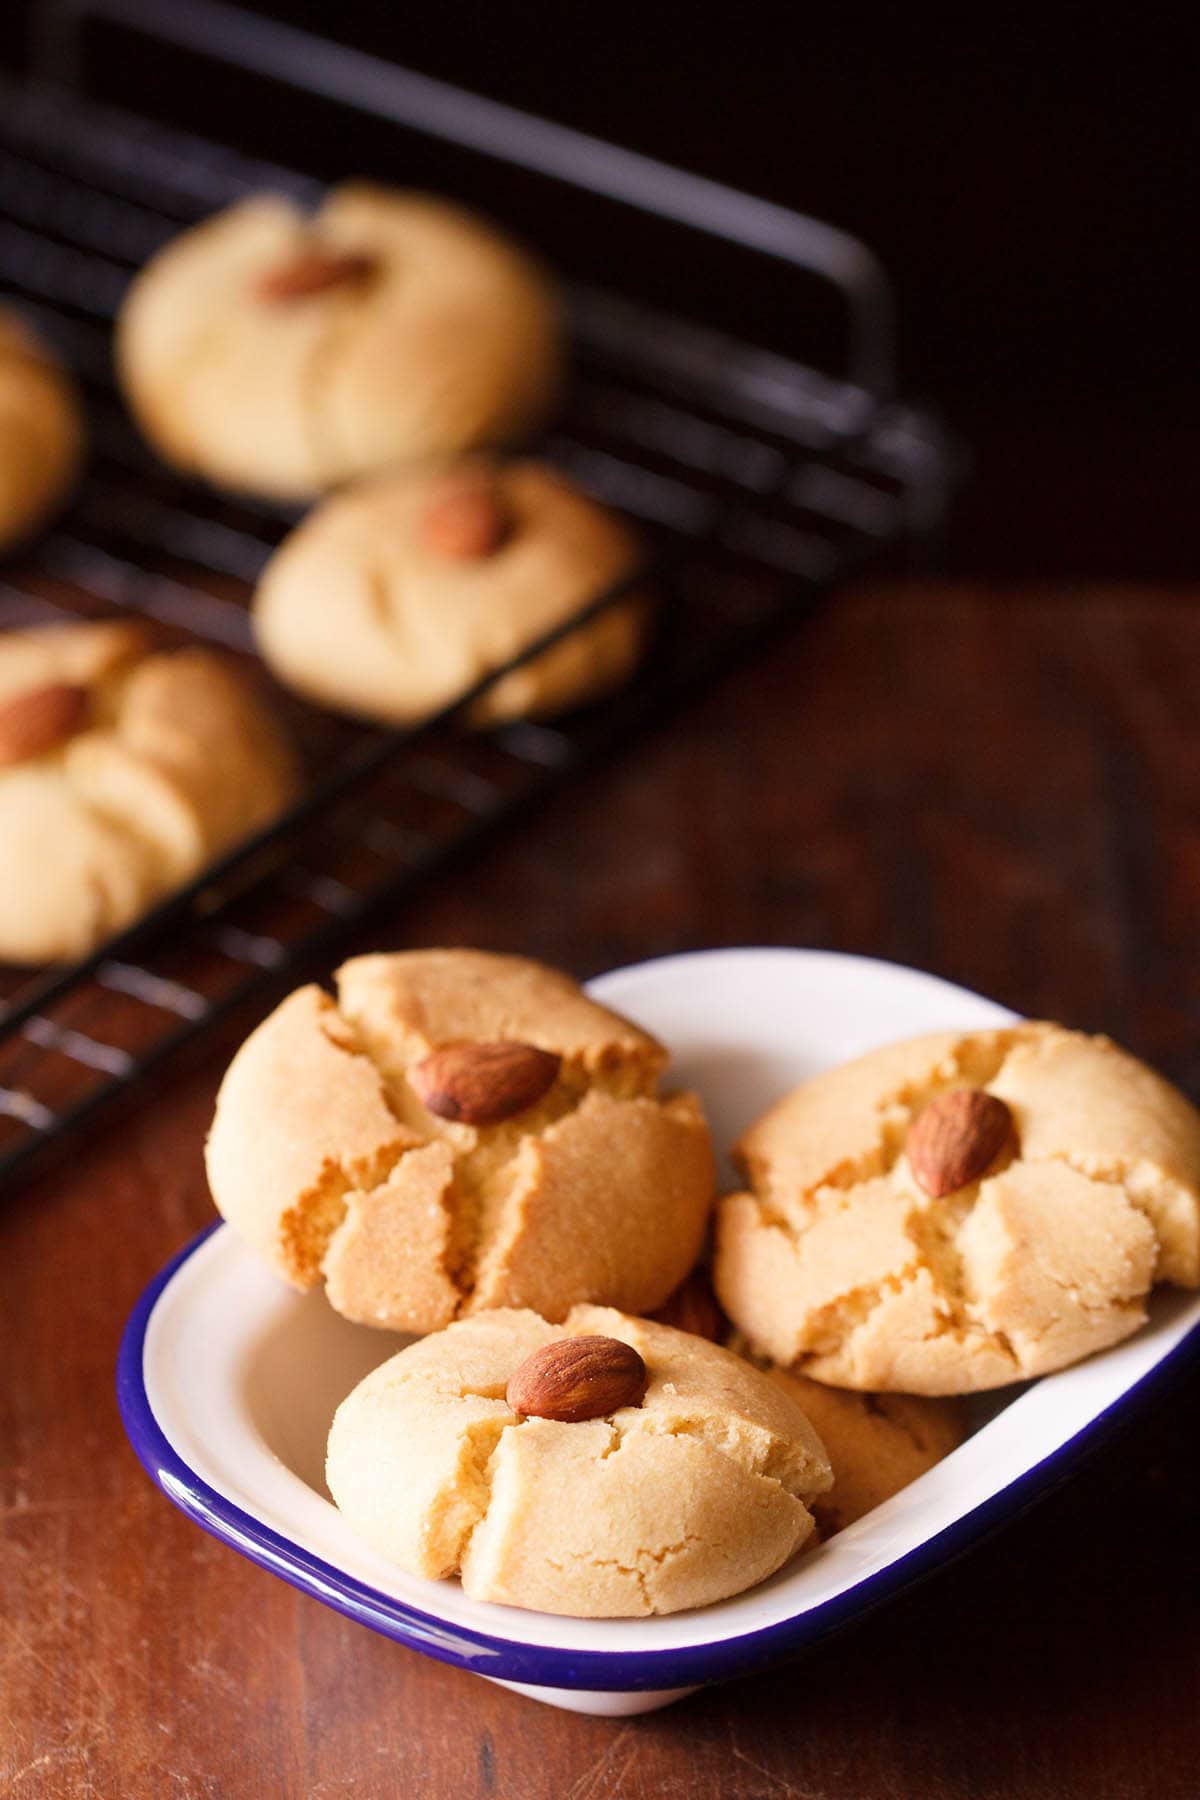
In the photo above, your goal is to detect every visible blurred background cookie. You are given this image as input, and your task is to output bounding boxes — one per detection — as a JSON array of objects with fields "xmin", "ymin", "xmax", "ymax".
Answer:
[
  {"xmin": 326, "ymin": 1305, "xmax": 832, "ymax": 1617},
  {"xmin": 116, "ymin": 185, "xmax": 562, "ymax": 500},
  {"xmin": 206, "ymin": 948, "xmax": 715, "ymax": 1331},
  {"xmin": 0, "ymin": 309, "xmax": 83, "ymax": 553},
  {"xmin": 0, "ymin": 621, "xmax": 297, "ymax": 961},
  {"xmin": 715, "ymin": 1024, "xmax": 1200, "ymax": 1393},
  {"xmin": 252, "ymin": 458, "xmax": 648, "ymax": 726}
]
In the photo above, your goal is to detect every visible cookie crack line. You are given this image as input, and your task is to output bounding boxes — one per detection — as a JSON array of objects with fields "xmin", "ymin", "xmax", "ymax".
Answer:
[
  {"xmin": 790, "ymin": 1260, "xmax": 1021, "ymax": 1378},
  {"xmin": 649, "ymin": 1414, "xmax": 815, "ymax": 1502},
  {"xmin": 453, "ymin": 1423, "xmax": 508, "ymax": 1572},
  {"xmin": 548, "ymin": 1537, "xmax": 705, "ymax": 1573},
  {"xmin": 451, "ymin": 1413, "xmax": 628, "ymax": 1574},
  {"xmin": 414, "ymin": 1376, "xmax": 810, "ymax": 1504},
  {"xmin": 899, "ymin": 1147, "xmax": 1165, "ymax": 1338},
  {"xmin": 539, "ymin": 1550, "xmax": 655, "ymax": 1611},
  {"xmin": 1018, "ymin": 1257, "xmax": 1143, "ymax": 1325},
  {"xmin": 443, "ymin": 1361, "xmax": 822, "ymax": 1503},
  {"xmin": 738, "ymin": 1030, "xmax": 1187, "ymax": 1375},
  {"xmin": 797, "ymin": 1265, "xmax": 925, "ymax": 1358},
  {"xmin": 316, "ymin": 989, "xmax": 655, "ymax": 1312},
  {"xmin": 62, "ymin": 765, "xmax": 179, "ymax": 881},
  {"xmin": 145, "ymin": 299, "xmax": 251, "ymax": 481},
  {"xmin": 1035, "ymin": 1146, "xmax": 1179, "ymax": 1254},
  {"xmin": 751, "ymin": 1029, "xmax": 1030, "ymax": 1212},
  {"xmin": 443, "ymin": 1400, "xmax": 816, "ymax": 1583},
  {"xmin": 44, "ymin": 653, "xmax": 187, "ymax": 876},
  {"xmin": 298, "ymin": 274, "xmax": 379, "ymax": 487},
  {"xmin": 761, "ymin": 1146, "xmax": 1165, "ymax": 1305},
  {"xmin": 362, "ymin": 556, "xmax": 394, "ymax": 631}
]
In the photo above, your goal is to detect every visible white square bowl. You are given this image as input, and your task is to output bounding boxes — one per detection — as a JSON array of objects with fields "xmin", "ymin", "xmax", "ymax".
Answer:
[{"xmin": 117, "ymin": 948, "xmax": 1200, "ymax": 1715}]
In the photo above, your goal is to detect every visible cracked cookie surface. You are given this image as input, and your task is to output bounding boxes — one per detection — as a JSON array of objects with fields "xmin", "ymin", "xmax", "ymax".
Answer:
[
  {"xmin": 205, "ymin": 949, "xmax": 716, "ymax": 1330},
  {"xmin": 714, "ymin": 1023, "xmax": 1200, "ymax": 1393},
  {"xmin": 0, "ymin": 621, "xmax": 297, "ymax": 961},
  {"xmin": 252, "ymin": 459, "xmax": 647, "ymax": 727},
  {"xmin": 325, "ymin": 1306, "xmax": 832, "ymax": 1617},
  {"xmin": 764, "ymin": 1367, "xmax": 965, "ymax": 1533},
  {"xmin": 0, "ymin": 309, "xmax": 82, "ymax": 552},
  {"xmin": 116, "ymin": 186, "xmax": 561, "ymax": 500}
]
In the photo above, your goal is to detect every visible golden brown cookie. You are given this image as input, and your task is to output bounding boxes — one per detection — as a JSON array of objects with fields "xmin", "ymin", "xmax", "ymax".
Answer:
[
  {"xmin": 714, "ymin": 1023, "xmax": 1200, "ymax": 1393},
  {"xmin": 116, "ymin": 186, "xmax": 561, "ymax": 499},
  {"xmin": 206, "ymin": 950, "xmax": 715, "ymax": 1330},
  {"xmin": 252, "ymin": 459, "xmax": 647, "ymax": 727},
  {"xmin": 0, "ymin": 621, "xmax": 297, "ymax": 962},
  {"xmin": 326, "ymin": 1305, "xmax": 832, "ymax": 1617},
  {"xmin": 765, "ymin": 1367, "xmax": 965, "ymax": 1534},
  {"xmin": 0, "ymin": 310, "xmax": 83, "ymax": 552}
]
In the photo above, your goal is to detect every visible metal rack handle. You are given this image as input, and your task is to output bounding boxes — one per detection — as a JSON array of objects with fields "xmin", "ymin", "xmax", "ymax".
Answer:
[{"xmin": 33, "ymin": 0, "xmax": 896, "ymax": 398}]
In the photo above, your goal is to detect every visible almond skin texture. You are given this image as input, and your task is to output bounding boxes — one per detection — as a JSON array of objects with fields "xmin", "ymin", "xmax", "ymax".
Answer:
[
  {"xmin": 0, "ymin": 682, "xmax": 90, "ymax": 769},
  {"xmin": 256, "ymin": 248, "xmax": 377, "ymax": 302},
  {"xmin": 506, "ymin": 1335, "xmax": 649, "ymax": 1422},
  {"xmin": 420, "ymin": 472, "xmax": 512, "ymax": 560},
  {"xmin": 906, "ymin": 1088, "xmax": 1015, "ymax": 1198},
  {"xmin": 409, "ymin": 1039, "xmax": 561, "ymax": 1125}
]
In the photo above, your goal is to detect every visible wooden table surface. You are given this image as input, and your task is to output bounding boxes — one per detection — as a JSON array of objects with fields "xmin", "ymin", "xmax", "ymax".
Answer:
[{"xmin": 3, "ymin": 580, "xmax": 1199, "ymax": 1798}]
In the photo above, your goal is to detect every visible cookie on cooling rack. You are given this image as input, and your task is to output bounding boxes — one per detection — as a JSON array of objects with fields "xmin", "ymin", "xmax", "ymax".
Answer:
[
  {"xmin": 0, "ymin": 620, "xmax": 297, "ymax": 962},
  {"xmin": 116, "ymin": 184, "xmax": 562, "ymax": 500},
  {"xmin": 0, "ymin": 309, "xmax": 83, "ymax": 554},
  {"xmin": 252, "ymin": 458, "xmax": 648, "ymax": 727},
  {"xmin": 326, "ymin": 1305, "xmax": 832, "ymax": 1617},
  {"xmin": 714, "ymin": 1023, "xmax": 1200, "ymax": 1393},
  {"xmin": 205, "ymin": 949, "xmax": 715, "ymax": 1331}
]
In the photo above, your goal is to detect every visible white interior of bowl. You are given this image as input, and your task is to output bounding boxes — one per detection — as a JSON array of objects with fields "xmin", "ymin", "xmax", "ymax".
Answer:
[{"xmin": 141, "ymin": 948, "xmax": 1200, "ymax": 1663}]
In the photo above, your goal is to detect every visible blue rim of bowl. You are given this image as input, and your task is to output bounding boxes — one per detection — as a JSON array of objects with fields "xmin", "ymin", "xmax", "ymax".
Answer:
[{"xmin": 117, "ymin": 1222, "xmax": 1200, "ymax": 1693}]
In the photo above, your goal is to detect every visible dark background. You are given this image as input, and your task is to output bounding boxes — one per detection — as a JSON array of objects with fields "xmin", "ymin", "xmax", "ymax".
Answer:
[
  {"xmin": 2, "ymin": 13, "xmax": 1199, "ymax": 1794},
  {"xmin": 4, "ymin": 2, "xmax": 1199, "ymax": 578}
]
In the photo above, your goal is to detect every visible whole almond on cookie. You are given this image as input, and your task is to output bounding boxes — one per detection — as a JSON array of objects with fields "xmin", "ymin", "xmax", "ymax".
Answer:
[
  {"xmin": 506, "ymin": 1336, "xmax": 649, "ymax": 1422},
  {"xmin": 906, "ymin": 1089, "xmax": 1015, "ymax": 1198},
  {"xmin": 256, "ymin": 248, "xmax": 377, "ymax": 302},
  {"xmin": 410, "ymin": 1040, "xmax": 561, "ymax": 1125},
  {"xmin": 0, "ymin": 682, "xmax": 90, "ymax": 768},
  {"xmin": 421, "ymin": 471, "xmax": 511, "ymax": 559}
]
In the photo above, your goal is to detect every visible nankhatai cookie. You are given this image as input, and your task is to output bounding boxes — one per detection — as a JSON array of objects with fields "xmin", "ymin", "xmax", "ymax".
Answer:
[
  {"xmin": 0, "ymin": 310, "xmax": 82, "ymax": 552},
  {"xmin": 765, "ymin": 1367, "xmax": 965, "ymax": 1533},
  {"xmin": 0, "ymin": 621, "xmax": 296, "ymax": 961},
  {"xmin": 116, "ymin": 185, "xmax": 561, "ymax": 499},
  {"xmin": 252, "ymin": 459, "xmax": 646, "ymax": 726},
  {"xmin": 715, "ymin": 1023, "xmax": 1200, "ymax": 1393},
  {"xmin": 206, "ymin": 950, "xmax": 715, "ymax": 1330},
  {"xmin": 654, "ymin": 1277, "xmax": 966, "ymax": 1532},
  {"xmin": 326, "ymin": 1305, "xmax": 832, "ymax": 1617}
]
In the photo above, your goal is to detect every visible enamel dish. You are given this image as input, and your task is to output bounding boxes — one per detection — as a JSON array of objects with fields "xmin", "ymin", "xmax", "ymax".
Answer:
[{"xmin": 118, "ymin": 949, "xmax": 1200, "ymax": 1714}]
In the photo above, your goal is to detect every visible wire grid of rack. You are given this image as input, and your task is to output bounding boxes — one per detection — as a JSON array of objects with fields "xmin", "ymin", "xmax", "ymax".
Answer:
[{"xmin": 0, "ymin": 20, "xmax": 955, "ymax": 1188}]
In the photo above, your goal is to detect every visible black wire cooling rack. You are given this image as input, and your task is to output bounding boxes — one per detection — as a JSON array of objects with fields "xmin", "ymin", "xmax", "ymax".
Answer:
[{"xmin": 0, "ymin": 0, "xmax": 957, "ymax": 1185}]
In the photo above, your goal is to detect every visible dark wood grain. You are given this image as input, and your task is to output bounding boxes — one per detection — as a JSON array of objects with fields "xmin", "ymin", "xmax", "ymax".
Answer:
[{"xmin": 4, "ymin": 579, "xmax": 1200, "ymax": 1798}]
